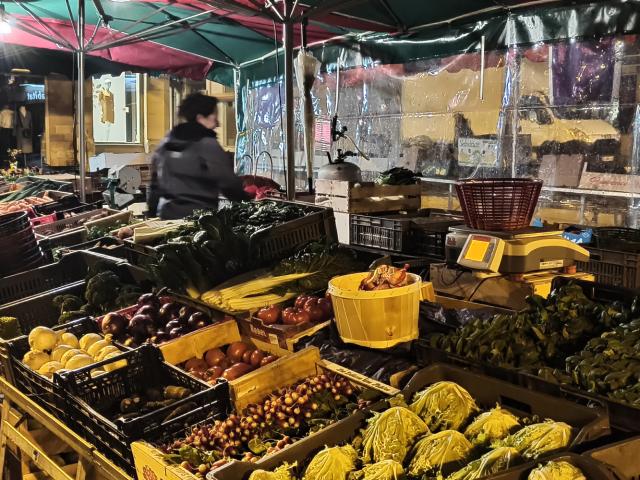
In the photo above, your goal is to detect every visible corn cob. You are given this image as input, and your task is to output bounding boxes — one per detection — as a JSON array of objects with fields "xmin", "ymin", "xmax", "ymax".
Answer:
[
  {"xmin": 201, "ymin": 273, "xmax": 313, "ymax": 303},
  {"xmin": 226, "ymin": 292, "xmax": 297, "ymax": 311}
]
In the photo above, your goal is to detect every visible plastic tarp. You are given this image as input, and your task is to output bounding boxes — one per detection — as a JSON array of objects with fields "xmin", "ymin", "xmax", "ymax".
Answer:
[{"xmin": 236, "ymin": 0, "xmax": 640, "ymax": 227}]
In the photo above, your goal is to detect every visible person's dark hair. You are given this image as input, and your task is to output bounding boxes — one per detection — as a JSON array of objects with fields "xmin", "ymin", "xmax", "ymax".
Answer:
[{"xmin": 178, "ymin": 93, "xmax": 218, "ymax": 123}]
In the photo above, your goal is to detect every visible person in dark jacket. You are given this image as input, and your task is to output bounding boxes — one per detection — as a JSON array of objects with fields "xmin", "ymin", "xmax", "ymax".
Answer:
[{"xmin": 147, "ymin": 93, "xmax": 248, "ymax": 219}]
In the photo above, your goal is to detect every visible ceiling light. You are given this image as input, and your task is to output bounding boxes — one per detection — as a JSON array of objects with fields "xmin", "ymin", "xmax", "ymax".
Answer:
[{"xmin": 0, "ymin": 5, "xmax": 11, "ymax": 34}]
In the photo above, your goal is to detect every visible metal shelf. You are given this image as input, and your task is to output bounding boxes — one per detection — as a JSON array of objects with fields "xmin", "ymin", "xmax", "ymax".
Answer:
[{"xmin": 418, "ymin": 177, "xmax": 640, "ymax": 199}]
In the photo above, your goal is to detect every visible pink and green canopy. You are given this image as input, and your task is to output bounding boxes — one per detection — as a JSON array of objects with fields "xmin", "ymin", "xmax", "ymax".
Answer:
[{"xmin": 1, "ymin": 0, "xmax": 563, "ymax": 82}]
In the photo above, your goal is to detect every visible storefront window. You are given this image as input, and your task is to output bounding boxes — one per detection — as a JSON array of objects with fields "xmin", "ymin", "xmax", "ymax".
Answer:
[{"xmin": 92, "ymin": 73, "xmax": 140, "ymax": 144}]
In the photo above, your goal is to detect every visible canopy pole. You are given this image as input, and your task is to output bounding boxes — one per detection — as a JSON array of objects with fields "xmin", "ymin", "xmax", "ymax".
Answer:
[
  {"xmin": 284, "ymin": 0, "xmax": 295, "ymax": 200},
  {"xmin": 77, "ymin": 0, "xmax": 86, "ymax": 202}
]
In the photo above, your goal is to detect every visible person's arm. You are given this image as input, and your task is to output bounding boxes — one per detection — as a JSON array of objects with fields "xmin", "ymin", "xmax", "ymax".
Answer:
[
  {"xmin": 203, "ymin": 138, "xmax": 250, "ymax": 201},
  {"xmin": 147, "ymin": 152, "xmax": 161, "ymax": 216}
]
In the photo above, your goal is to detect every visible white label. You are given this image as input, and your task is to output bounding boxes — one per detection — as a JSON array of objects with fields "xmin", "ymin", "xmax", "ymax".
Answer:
[
  {"xmin": 458, "ymin": 138, "xmax": 498, "ymax": 167},
  {"xmin": 540, "ymin": 259, "xmax": 564, "ymax": 269}
]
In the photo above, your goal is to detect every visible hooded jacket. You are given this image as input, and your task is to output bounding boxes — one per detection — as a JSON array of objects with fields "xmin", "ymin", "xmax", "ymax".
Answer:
[{"xmin": 147, "ymin": 122, "xmax": 247, "ymax": 219}]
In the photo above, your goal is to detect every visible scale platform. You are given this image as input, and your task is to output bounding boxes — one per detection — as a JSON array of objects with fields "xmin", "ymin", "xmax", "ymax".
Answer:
[
  {"xmin": 448, "ymin": 225, "xmax": 563, "ymax": 239},
  {"xmin": 431, "ymin": 263, "xmax": 594, "ymax": 310}
]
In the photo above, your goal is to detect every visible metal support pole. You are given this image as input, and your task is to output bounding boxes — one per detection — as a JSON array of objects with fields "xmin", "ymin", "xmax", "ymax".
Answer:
[
  {"xmin": 283, "ymin": 0, "xmax": 295, "ymax": 200},
  {"xmin": 77, "ymin": 0, "xmax": 86, "ymax": 202}
]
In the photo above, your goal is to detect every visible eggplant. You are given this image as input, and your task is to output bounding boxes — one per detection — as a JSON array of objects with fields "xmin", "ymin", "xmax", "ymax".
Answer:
[
  {"xmin": 178, "ymin": 306, "xmax": 194, "ymax": 320},
  {"xmin": 136, "ymin": 304, "xmax": 158, "ymax": 319},
  {"xmin": 165, "ymin": 319, "xmax": 181, "ymax": 331},
  {"xmin": 187, "ymin": 311, "xmax": 210, "ymax": 331},
  {"xmin": 137, "ymin": 293, "xmax": 160, "ymax": 310},
  {"xmin": 129, "ymin": 314, "xmax": 154, "ymax": 338},
  {"xmin": 169, "ymin": 327, "xmax": 185, "ymax": 339},
  {"xmin": 158, "ymin": 302, "xmax": 178, "ymax": 324}
]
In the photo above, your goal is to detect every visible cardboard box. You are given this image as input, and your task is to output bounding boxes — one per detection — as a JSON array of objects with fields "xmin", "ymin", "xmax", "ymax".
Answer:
[{"xmin": 539, "ymin": 154, "xmax": 584, "ymax": 187}]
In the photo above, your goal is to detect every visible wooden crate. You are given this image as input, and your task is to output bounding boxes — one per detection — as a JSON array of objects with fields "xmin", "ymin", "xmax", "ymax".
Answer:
[
  {"xmin": 315, "ymin": 179, "xmax": 421, "ymax": 213},
  {"xmin": 132, "ymin": 355, "xmax": 398, "ymax": 480},
  {"xmin": 0, "ymin": 377, "xmax": 130, "ymax": 480}
]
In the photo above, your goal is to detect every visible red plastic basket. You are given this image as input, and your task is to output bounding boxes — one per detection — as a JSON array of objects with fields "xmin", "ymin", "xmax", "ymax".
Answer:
[{"xmin": 455, "ymin": 178, "xmax": 542, "ymax": 231}]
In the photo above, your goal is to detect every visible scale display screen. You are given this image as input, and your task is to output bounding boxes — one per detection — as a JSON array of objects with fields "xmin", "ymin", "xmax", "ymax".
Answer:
[
  {"xmin": 464, "ymin": 239, "xmax": 490, "ymax": 262},
  {"xmin": 458, "ymin": 234, "xmax": 505, "ymax": 272}
]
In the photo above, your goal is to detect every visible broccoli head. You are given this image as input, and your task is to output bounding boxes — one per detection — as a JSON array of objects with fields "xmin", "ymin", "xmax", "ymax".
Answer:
[
  {"xmin": 85, "ymin": 271, "xmax": 122, "ymax": 311},
  {"xmin": 58, "ymin": 311, "xmax": 86, "ymax": 325},
  {"xmin": 60, "ymin": 296, "xmax": 84, "ymax": 313},
  {"xmin": 85, "ymin": 260, "xmax": 120, "ymax": 282},
  {"xmin": 0, "ymin": 316, "xmax": 20, "ymax": 340}
]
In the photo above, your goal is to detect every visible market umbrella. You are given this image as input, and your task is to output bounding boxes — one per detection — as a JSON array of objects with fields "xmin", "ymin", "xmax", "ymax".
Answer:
[{"xmin": 295, "ymin": 49, "xmax": 321, "ymax": 193}]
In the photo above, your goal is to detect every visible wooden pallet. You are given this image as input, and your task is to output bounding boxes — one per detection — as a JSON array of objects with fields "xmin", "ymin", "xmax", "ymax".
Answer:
[
  {"xmin": 0, "ymin": 377, "xmax": 131, "ymax": 480},
  {"xmin": 315, "ymin": 179, "xmax": 421, "ymax": 214}
]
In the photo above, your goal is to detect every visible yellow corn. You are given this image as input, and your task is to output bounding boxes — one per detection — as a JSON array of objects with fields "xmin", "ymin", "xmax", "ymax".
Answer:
[
  {"xmin": 201, "ymin": 273, "xmax": 313, "ymax": 302},
  {"xmin": 226, "ymin": 292, "xmax": 297, "ymax": 311}
]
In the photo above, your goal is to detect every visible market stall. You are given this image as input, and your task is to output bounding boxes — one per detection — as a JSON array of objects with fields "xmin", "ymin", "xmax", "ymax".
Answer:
[{"xmin": 0, "ymin": 179, "xmax": 635, "ymax": 480}]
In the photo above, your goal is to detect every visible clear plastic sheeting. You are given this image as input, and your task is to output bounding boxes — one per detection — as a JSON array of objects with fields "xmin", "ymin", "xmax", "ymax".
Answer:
[{"xmin": 236, "ymin": 25, "xmax": 640, "ymax": 225}]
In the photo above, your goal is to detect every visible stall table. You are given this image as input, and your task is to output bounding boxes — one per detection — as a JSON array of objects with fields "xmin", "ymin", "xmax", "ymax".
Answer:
[{"xmin": 0, "ymin": 376, "xmax": 131, "ymax": 480}]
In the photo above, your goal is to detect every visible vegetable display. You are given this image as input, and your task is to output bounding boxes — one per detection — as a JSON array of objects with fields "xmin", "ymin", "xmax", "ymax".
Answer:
[
  {"xmin": 116, "ymin": 386, "xmax": 195, "ymax": 424},
  {"xmin": 499, "ymin": 421, "xmax": 572, "ymax": 459},
  {"xmin": 162, "ymin": 372, "xmax": 361, "ymax": 477},
  {"xmin": 23, "ymin": 326, "xmax": 122, "ymax": 378},
  {"xmin": 54, "ymin": 263, "xmax": 144, "ymax": 324},
  {"xmin": 360, "ymin": 265, "xmax": 410, "ymax": 291},
  {"xmin": 251, "ymin": 380, "xmax": 575, "ymax": 480},
  {"xmin": 0, "ymin": 195, "xmax": 50, "ymax": 214},
  {"xmin": 150, "ymin": 202, "xmax": 316, "ymax": 296},
  {"xmin": 256, "ymin": 294, "xmax": 333, "ymax": 327},
  {"xmin": 200, "ymin": 273, "xmax": 312, "ymax": 313},
  {"xmin": 220, "ymin": 201, "xmax": 313, "ymax": 238},
  {"xmin": 409, "ymin": 381, "xmax": 479, "ymax": 432},
  {"xmin": 527, "ymin": 460, "xmax": 586, "ymax": 480},
  {"xmin": 427, "ymin": 283, "xmax": 640, "ymax": 407},
  {"xmin": 249, "ymin": 463, "xmax": 296, "ymax": 480},
  {"xmin": 447, "ymin": 447, "xmax": 521, "ymax": 480},
  {"xmin": 99, "ymin": 293, "xmax": 222, "ymax": 347},
  {"xmin": 361, "ymin": 406, "xmax": 428, "ymax": 464},
  {"xmin": 463, "ymin": 406, "xmax": 520, "ymax": 447},
  {"xmin": 272, "ymin": 242, "xmax": 369, "ymax": 293},
  {"xmin": 179, "ymin": 341, "xmax": 277, "ymax": 385},
  {"xmin": 375, "ymin": 167, "xmax": 418, "ymax": 186},
  {"xmin": 0, "ymin": 316, "xmax": 20, "ymax": 340},
  {"xmin": 302, "ymin": 444, "xmax": 357, "ymax": 480},
  {"xmin": 406, "ymin": 430, "xmax": 472, "ymax": 477}
]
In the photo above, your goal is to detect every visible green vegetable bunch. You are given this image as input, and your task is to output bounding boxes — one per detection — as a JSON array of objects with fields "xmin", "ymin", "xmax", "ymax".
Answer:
[{"xmin": 427, "ymin": 284, "xmax": 629, "ymax": 371}]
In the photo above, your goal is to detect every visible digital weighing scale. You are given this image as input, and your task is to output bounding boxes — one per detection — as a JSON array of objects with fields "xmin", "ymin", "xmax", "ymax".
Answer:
[{"xmin": 432, "ymin": 226, "xmax": 592, "ymax": 310}]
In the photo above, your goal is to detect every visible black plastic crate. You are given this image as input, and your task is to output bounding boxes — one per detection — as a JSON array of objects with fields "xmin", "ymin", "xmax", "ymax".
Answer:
[
  {"xmin": 575, "ymin": 227, "xmax": 640, "ymax": 289},
  {"xmin": 55, "ymin": 344, "xmax": 231, "ymax": 475},
  {"xmin": 0, "ymin": 260, "xmax": 151, "ymax": 333},
  {"xmin": 490, "ymin": 454, "xmax": 615, "ymax": 480},
  {"xmin": 1, "ymin": 317, "xmax": 102, "ymax": 417},
  {"xmin": 54, "ymin": 200, "xmax": 104, "ymax": 218},
  {"xmin": 0, "ymin": 250, "xmax": 125, "ymax": 306},
  {"xmin": 49, "ymin": 235, "xmax": 123, "ymax": 260},
  {"xmin": 249, "ymin": 201, "xmax": 337, "ymax": 261},
  {"xmin": 349, "ymin": 210, "xmax": 462, "ymax": 258},
  {"xmin": 577, "ymin": 247, "xmax": 640, "ymax": 289},
  {"xmin": 587, "ymin": 436, "xmax": 640, "ymax": 480},
  {"xmin": 591, "ymin": 227, "xmax": 640, "ymax": 253},
  {"xmin": 32, "ymin": 192, "xmax": 81, "ymax": 215}
]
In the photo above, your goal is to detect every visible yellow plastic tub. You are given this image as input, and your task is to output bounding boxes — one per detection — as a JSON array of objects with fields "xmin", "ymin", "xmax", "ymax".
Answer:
[{"xmin": 327, "ymin": 272, "xmax": 435, "ymax": 349}]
